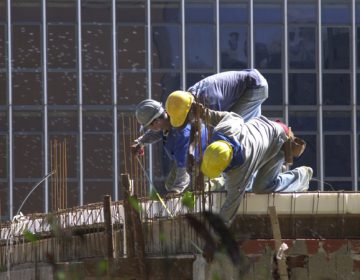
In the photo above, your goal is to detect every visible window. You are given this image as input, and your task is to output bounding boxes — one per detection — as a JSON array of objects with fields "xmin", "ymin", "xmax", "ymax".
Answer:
[
  {"xmin": 152, "ymin": 0, "xmax": 181, "ymax": 23},
  {"xmin": 48, "ymin": 25, "xmax": 76, "ymax": 69},
  {"xmin": 323, "ymin": 74, "xmax": 350, "ymax": 105},
  {"xmin": 13, "ymin": 72, "xmax": 42, "ymax": 105},
  {"xmin": 289, "ymin": 111, "xmax": 318, "ymax": 131},
  {"xmin": 0, "ymin": 25, "xmax": 5, "ymax": 69},
  {"xmin": 83, "ymin": 73, "xmax": 112, "ymax": 105},
  {"xmin": 323, "ymin": 28, "xmax": 350, "ymax": 70},
  {"xmin": 324, "ymin": 135, "xmax": 351, "ymax": 177},
  {"xmin": 0, "ymin": 135, "xmax": 6, "ymax": 178},
  {"xmin": 0, "ymin": 73, "xmax": 6, "ymax": 105},
  {"xmin": 289, "ymin": 27, "xmax": 316, "ymax": 69},
  {"xmin": 48, "ymin": 72, "xmax": 77, "ymax": 105},
  {"xmin": 118, "ymin": 26, "xmax": 146, "ymax": 69},
  {"xmin": 152, "ymin": 26, "xmax": 181, "ymax": 70},
  {"xmin": 263, "ymin": 73, "xmax": 283, "ymax": 105},
  {"xmin": 117, "ymin": 73, "xmax": 147, "ymax": 106},
  {"xmin": 14, "ymin": 135, "xmax": 43, "ymax": 178},
  {"xmin": 14, "ymin": 182, "xmax": 44, "ymax": 214},
  {"xmin": 186, "ymin": 26, "xmax": 215, "ymax": 69},
  {"xmin": 220, "ymin": 27, "xmax": 248, "ymax": 70},
  {"xmin": 323, "ymin": 111, "xmax": 351, "ymax": 132},
  {"xmin": 255, "ymin": 26, "xmax": 282, "ymax": 69},
  {"xmin": 289, "ymin": 74, "xmax": 317, "ymax": 105},
  {"xmin": 288, "ymin": 1, "xmax": 316, "ymax": 24},
  {"xmin": 322, "ymin": 0, "xmax": 351, "ymax": 25}
]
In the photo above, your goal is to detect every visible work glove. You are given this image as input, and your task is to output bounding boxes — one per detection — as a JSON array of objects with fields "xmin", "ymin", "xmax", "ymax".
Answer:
[{"xmin": 130, "ymin": 142, "xmax": 144, "ymax": 157}]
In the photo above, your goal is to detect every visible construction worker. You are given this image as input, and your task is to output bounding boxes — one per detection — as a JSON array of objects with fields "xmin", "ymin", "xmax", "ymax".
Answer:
[
  {"xmin": 181, "ymin": 69, "xmax": 268, "ymax": 123},
  {"xmin": 165, "ymin": 69, "xmax": 267, "ymax": 129},
  {"xmin": 131, "ymin": 99, "xmax": 208, "ymax": 193},
  {"xmin": 165, "ymin": 92, "xmax": 312, "ymax": 225},
  {"xmin": 133, "ymin": 69, "xmax": 268, "ymax": 193}
]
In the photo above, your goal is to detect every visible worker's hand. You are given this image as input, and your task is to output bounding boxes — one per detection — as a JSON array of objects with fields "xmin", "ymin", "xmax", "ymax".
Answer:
[{"xmin": 131, "ymin": 143, "xmax": 144, "ymax": 157}]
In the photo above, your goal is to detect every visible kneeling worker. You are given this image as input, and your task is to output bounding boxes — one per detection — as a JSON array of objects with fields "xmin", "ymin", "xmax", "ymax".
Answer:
[{"xmin": 165, "ymin": 91, "xmax": 312, "ymax": 225}]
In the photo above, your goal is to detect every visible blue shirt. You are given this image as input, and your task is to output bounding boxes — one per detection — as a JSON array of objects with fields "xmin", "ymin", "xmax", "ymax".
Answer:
[
  {"xmin": 163, "ymin": 123, "xmax": 208, "ymax": 168},
  {"xmin": 187, "ymin": 69, "xmax": 267, "ymax": 112},
  {"xmin": 211, "ymin": 131, "xmax": 244, "ymax": 172}
]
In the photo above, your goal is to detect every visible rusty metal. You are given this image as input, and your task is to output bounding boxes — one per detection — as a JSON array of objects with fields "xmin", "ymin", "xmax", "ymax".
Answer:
[{"xmin": 50, "ymin": 139, "xmax": 68, "ymax": 211}]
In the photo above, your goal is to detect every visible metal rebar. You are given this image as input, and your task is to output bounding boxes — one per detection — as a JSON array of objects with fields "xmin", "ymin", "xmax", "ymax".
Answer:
[
  {"xmin": 64, "ymin": 138, "xmax": 68, "ymax": 209},
  {"xmin": 16, "ymin": 171, "xmax": 55, "ymax": 216},
  {"xmin": 50, "ymin": 140, "xmax": 54, "ymax": 211},
  {"xmin": 54, "ymin": 139, "xmax": 58, "ymax": 210}
]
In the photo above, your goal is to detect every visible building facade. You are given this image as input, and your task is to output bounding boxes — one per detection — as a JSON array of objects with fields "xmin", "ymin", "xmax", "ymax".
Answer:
[{"xmin": 0, "ymin": 0, "xmax": 359, "ymax": 220}]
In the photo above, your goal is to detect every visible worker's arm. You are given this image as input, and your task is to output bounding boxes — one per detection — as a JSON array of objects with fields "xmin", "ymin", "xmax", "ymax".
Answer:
[
  {"xmin": 131, "ymin": 130, "xmax": 163, "ymax": 156},
  {"xmin": 192, "ymin": 102, "xmax": 228, "ymax": 127}
]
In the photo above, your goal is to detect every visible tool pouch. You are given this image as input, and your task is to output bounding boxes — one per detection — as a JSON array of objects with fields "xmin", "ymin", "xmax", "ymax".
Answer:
[
  {"xmin": 281, "ymin": 125, "xmax": 307, "ymax": 165},
  {"xmin": 282, "ymin": 136, "xmax": 306, "ymax": 165},
  {"xmin": 292, "ymin": 137, "xmax": 306, "ymax": 158}
]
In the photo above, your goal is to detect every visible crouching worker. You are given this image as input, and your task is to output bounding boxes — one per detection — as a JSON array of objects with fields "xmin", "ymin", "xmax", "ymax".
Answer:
[
  {"xmin": 131, "ymin": 99, "xmax": 208, "ymax": 194},
  {"xmin": 172, "ymin": 69, "xmax": 268, "ymax": 123},
  {"xmin": 165, "ymin": 92, "xmax": 312, "ymax": 225}
]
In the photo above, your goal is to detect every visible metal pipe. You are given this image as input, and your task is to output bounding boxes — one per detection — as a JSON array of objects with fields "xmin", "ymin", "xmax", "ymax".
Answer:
[
  {"xmin": 42, "ymin": 0, "xmax": 49, "ymax": 213},
  {"xmin": 112, "ymin": 0, "xmax": 119, "ymax": 200},
  {"xmin": 77, "ymin": 0, "xmax": 84, "ymax": 205}
]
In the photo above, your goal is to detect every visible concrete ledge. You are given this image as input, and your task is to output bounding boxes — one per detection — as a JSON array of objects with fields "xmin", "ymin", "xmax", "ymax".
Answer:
[{"xmin": 237, "ymin": 192, "xmax": 360, "ymax": 215}]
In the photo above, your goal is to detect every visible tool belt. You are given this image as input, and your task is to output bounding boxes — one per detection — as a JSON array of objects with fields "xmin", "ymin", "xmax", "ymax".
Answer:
[{"xmin": 281, "ymin": 127, "xmax": 306, "ymax": 166}]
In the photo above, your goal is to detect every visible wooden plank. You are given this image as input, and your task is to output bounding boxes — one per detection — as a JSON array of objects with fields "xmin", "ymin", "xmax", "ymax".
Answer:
[
  {"xmin": 103, "ymin": 195, "xmax": 114, "ymax": 259},
  {"xmin": 268, "ymin": 206, "xmax": 288, "ymax": 280},
  {"xmin": 131, "ymin": 195, "xmax": 147, "ymax": 279},
  {"xmin": 121, "ymin": 173, "xmax": 135, "ymax": 258}
]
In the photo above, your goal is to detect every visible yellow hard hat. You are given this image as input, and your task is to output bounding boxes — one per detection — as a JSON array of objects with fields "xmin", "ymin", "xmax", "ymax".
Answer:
[
  {"xmin": 165, "ymin": 91, "xmax": 194, "ymax": 127},
  {"xmin": 201, "ymin": 140, "xmax": 233, "ymax": 179}
]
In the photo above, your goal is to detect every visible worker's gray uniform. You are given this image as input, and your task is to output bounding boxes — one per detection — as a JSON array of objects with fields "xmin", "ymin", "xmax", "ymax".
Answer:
[{"xmin": 205, "ymin": 110, "xmax": 310, "ymax": 224}]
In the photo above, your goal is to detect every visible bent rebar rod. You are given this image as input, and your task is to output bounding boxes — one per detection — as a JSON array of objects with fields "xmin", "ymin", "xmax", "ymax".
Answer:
[{"xmin": 16, "ymin": 170, "xmax": 56, "ymax": 217}]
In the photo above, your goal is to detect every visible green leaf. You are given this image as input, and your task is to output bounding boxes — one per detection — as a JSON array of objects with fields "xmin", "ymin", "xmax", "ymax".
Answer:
[
  {"xmin": 128, "ymin": 196, "xmax": 142, "ymax": 213},
  {"xmin": 181, "ymin": 191, "xmax": 195, "ymax": 210},
  {"xmin": 56, "ymin": 271, "xmax": 66, "ymax": 280},
  {"xmin": 23, "ymin": 230, "xmax": 38, "ymax": 243},
  {"xmin": 159, "ymin": 232, "xmax": 166, "ymax": 242},
  {"xmin": 212, "ymin": 272, "xmax": 222, "ymax": 280},
  {"xmin": 97, "ymin": 259, "xmax": 108, "ymax": 274}
]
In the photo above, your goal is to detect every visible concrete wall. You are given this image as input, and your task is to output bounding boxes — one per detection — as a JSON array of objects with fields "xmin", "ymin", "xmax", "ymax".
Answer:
[
  {"xmin": 2, "ymin": 239, "xmax": 360, "ymax": 279},
  {"xmin": 193, "ymin": 239, "xmax": 360, "ymax": 280}
]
